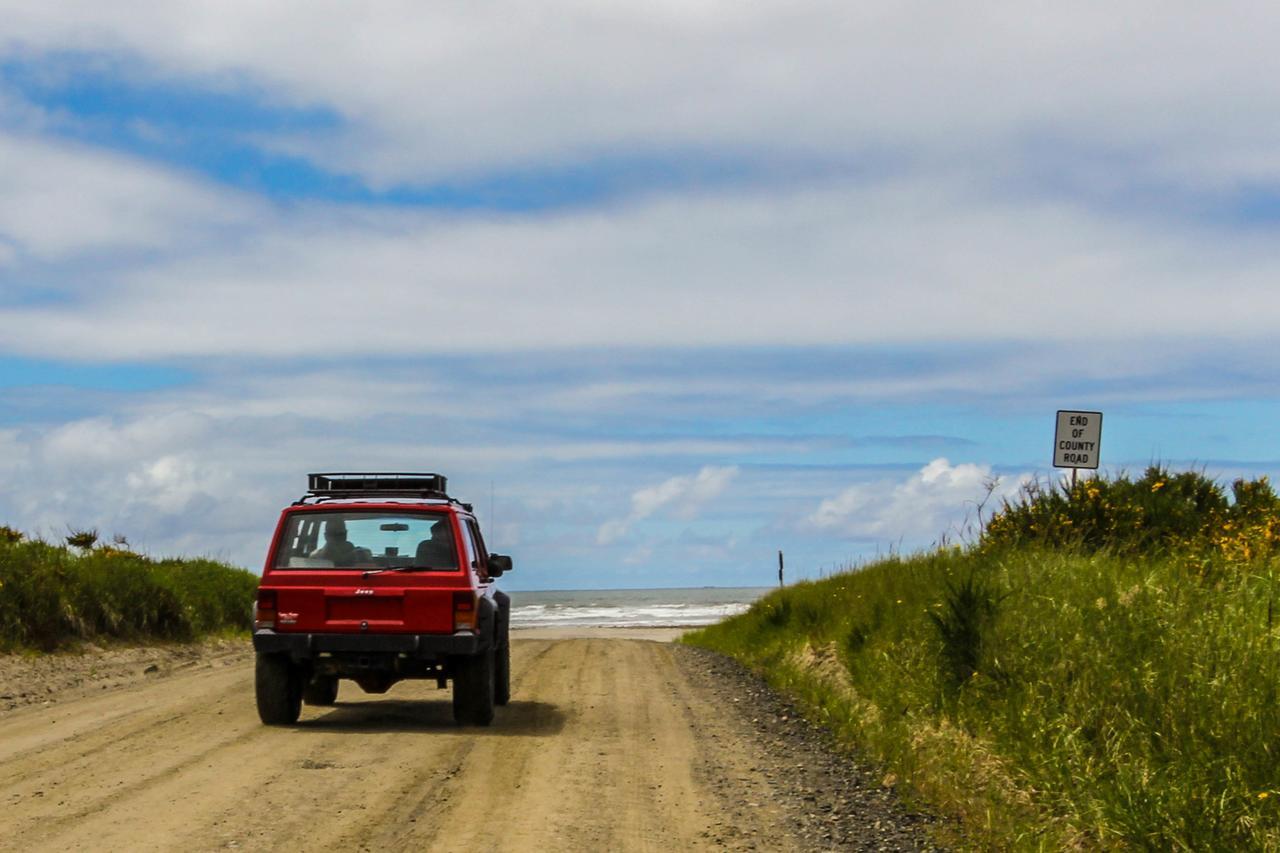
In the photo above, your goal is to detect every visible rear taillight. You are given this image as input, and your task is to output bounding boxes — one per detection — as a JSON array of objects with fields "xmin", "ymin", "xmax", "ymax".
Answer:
[
  {"xmin": 453, "ymin": 591, "xmax": 477, "ymax": 632},
  {"xmin": 254, "ymin": 589, "xmax": 277, "ymax": 630}
]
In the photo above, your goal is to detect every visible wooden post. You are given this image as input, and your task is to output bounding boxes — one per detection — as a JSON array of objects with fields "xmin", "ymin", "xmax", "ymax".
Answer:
[{"xmin": 778, "ymin": 550, "xmax": 784, "ymax": 588}]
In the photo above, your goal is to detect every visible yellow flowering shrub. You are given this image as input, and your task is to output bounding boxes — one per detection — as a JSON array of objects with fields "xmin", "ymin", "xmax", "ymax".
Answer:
[{"xmin": 981, "ymin": 467, "xmax": 1280, "ymax": 569}]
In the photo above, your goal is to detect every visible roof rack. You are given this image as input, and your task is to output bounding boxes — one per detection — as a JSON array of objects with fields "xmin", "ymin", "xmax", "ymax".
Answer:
[{"xmin": 301, "ymin": 472, "xmax": 450, "ymax": 502}]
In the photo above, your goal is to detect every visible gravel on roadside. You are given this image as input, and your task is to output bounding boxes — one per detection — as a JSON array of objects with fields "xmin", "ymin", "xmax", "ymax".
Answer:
[{"xmin": 674, "ymin": 643, "xmax": 949, "ymax": 852}]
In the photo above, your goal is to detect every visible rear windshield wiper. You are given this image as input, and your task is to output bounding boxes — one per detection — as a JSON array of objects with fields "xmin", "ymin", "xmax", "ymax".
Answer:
[{"xmin": 360, "ymin": 565, "xmax": 443, "ymax": 578}]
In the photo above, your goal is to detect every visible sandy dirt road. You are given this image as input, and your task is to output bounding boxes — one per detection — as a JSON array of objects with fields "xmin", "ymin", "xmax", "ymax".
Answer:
[{"xmin": 0, "ymin": 637, "xmax": 854, "ymax": 852}]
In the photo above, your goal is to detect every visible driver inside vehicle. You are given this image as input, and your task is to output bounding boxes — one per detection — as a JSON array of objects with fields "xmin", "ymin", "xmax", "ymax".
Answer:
[
  {"xmin": 415, "ymin": 519, "xmax": 458, "ymax": 568},
  {"xmin": 310, "ymin": 518, "xmax": 365, "ymax": 565}
]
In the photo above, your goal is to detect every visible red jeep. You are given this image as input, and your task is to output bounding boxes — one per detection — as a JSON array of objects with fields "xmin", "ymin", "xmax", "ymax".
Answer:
[{"xmin": 252, "ymin": 473, "xmax": 513, "ymax": 726}]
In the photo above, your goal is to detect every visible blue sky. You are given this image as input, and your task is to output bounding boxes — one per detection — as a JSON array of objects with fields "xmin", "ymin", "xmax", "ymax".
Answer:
[{"xmin": 2, "ymin": 3, "xmax": 1280, "ymax": 589}]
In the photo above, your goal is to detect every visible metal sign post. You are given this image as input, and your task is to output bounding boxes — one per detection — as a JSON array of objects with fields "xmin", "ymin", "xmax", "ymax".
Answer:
[{"xmin": 1053, "ymin": 410, "xmax": 1103, "ymax": 487}]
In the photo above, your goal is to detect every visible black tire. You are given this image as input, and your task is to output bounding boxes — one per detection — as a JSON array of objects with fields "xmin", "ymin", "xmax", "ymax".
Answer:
[
  {"xmin": 255, "ymin": 653, "xmax": 302, "ymax": 725},
  {"xmin": 303, "ymin": 675, "xmax": 339, "ymax": 706},
  {"xmin": 494, "ymin": 634, "xmax": 511, "ymax": 706},
  {"xmin": 452, "ymin": 649, "xmax": 495, "ymax": 726}
]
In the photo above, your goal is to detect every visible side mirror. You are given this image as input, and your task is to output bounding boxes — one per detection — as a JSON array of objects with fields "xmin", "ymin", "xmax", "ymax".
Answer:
[{"xmin": 487, "ymin": 554, "xmax": 513, "ymax": 577}]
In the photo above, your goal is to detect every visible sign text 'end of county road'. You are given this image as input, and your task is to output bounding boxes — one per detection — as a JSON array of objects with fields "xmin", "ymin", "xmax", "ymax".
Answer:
[{"xmin": 1054, "ymin": 410, "xmax": 1103, "ymax": 470}]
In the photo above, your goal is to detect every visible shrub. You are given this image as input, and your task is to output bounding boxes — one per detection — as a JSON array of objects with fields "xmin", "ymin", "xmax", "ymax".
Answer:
[
  {"xmin": 65, "ymin": 527, "xmax": 99, "ymax": 550},
  {"xmin": 981, "ymin": 467, "xmax": 1280, "ymax": 568},
  {"xmin": 0, "ymin": 525, "xmax": 258, "ymax": 649},
  {"xmin": 761, "ymin": 596, "xmax": 792, "ymax": 626},
  {"xmin": 928, "ymin": 572, "xmax": 1002, "ymax": 692}
]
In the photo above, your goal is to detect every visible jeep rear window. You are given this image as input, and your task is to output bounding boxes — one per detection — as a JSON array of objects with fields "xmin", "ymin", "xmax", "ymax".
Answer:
[{"xmin": 273, "ymin": 512, "xmax": 459, "ymax": 571}]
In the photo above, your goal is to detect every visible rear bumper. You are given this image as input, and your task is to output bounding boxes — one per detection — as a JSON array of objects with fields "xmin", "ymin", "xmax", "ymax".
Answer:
[{"xmin": 253, "ymin": 629, "xmax": 483, "ymax": 660}]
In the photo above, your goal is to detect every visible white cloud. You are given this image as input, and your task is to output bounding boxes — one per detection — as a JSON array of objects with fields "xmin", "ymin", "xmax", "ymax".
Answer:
[
  {"xmin": 0, "ymin": 131, "xmax": 255, "ymax": 262},
  {"xmin": 2, "ymin": 4, "xmax": 1279, "ymax": 364},
  {"xmin": 0, "ymin": 428, "xmax": 22, "ymax": 476},
  {"xmin": 807, "ymin": 458, "xmax": 1027, "ymax": 545},
  {"xmin": 598, "ymin": 465, "xmax": 738, "ymax": 544},
  {"xmin": 1, "ymin": 2, "xmax": 1279, "ymax": 189},
  {"xmin": 634, "ymin": 465, "xmax": 739, "ymax": 519},
  {"xmin": 0, "ymin": 366, "xmax": 764, "ymax": 567},
  {"xmin": 2, "ymin": 172, "xmax": 1279, "ymax": 360},
  {"xmin": 124, "ymin": 454, "xmax": 228, "ymax": 514}
]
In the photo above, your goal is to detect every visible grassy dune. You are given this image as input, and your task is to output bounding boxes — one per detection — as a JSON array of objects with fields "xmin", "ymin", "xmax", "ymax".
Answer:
[
  {"xmin": 686, "ymin": 468, "xmax": 1280, "ymax": 850},
  {"xmin": 0, "ymin": 527, "xmax": 258, "ymax": 650}
]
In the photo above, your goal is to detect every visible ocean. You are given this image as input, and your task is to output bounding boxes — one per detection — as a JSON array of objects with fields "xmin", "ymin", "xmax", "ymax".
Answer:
[{"xmin": 508, "ymin": 587, "xmax": 771, "ymax": 629}]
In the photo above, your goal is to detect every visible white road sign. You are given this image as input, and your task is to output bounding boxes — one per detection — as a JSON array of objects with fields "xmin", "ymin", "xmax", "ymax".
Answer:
[{"xmin": 1054, "ymin": 410, "xmax": 1102, "ymax": 469}]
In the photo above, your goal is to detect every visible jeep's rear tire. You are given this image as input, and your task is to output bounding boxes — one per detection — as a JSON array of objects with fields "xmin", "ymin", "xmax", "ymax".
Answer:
[
  {"xmin": 494, "ymin": 634, "xmax": 511, "ymax": 706},
  {"xmin": 303, "ymin": 675, "xmax": 339, "ymax": 706},
  {"xmin": 452, "ymin": 649, "xmax": 495, "ymax": 726},
  {"xmin": 255, "ymin": 653, "xmax": 302, "ymax": 725}
]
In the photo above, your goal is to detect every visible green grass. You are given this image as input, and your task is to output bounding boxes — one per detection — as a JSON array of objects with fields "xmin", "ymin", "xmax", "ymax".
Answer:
[
  {"xmin": 686, "ymin": 471, "xmax": 1280, "ymax": 850},
  {"xmin": 0, "ymin": 527, "xmax": 259, "ymax": 650}
]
